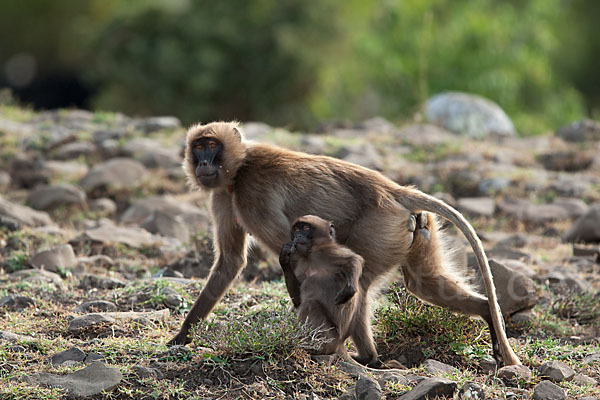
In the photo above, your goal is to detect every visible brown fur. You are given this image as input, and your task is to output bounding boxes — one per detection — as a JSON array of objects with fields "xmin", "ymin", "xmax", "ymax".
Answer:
[
  {"xmin": 279, "ymin": 215, "xmax": 364, "ymax": 357},
  {"xmin": 171, "ymin": 121, "xmax": 521, "ymax": 367}
]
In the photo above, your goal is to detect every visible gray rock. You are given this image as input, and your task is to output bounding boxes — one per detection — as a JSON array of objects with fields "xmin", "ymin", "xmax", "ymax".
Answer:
[
  {"xmin": 479, "ymin": 355, "xmax": 497, "ymax": 373},
  {"xmin": 538, "ymin": 151, "xmax": 594, "ymax": 172},
  {"xmin": 457, "ymin": 197, "xmax": 495, "ymax": 217},
  {"xmin": 44, "ymin": 160, "xmax": 89, "ymax": 180},
  {"xmin": 27, "ymin": 183, "xmax": 86, "ymax": 210},
  {"xmin": 497, "ymin": 234, "xmax": 529, "ymax": 249},
  {"xmin": 472, "ymin": 259, "xmax": 537, "ymax": 317},
  {"xmin": 497, "ymin": 365, "xmax": 532, "ymax": 385},
  {"xmin": 23, "ymin": 361, "xmax": 122, "ymax": 397},
  {"xmin": 241, "ymin": 122, "xmax": 273, "ymax": 140},
  {"xmin": 84, "ymin": 353, "xmax": 104, "ymax": 364},
  {"xmin": 134, "ymin": 116, "xmax": 180, "ymax": 133},
  {"xmin": 121, "ymin": 196, "xmax": 210, "ymax": 233},
  {"xmin": 422, "ymin": 359, "xmax": 458, "ymax": 376},
  {"xmin": 71, "ymin": 220, "xmax": 156, "ymax": 248},
  {"xmin": 51, "ymin": 347, "xmax": 86, "ymax": 366},
  {"xmin": 532, "ymin": 380, "xmax": 566, "ymax": 400},
  {"xmin": 0, "ymin": 295, "xmax": 35, "ymax": 311},
  {"xmin": 79, "ymin": 274, "xmax": 126, "ymax": 290},
  {"xmin": 376, "ymin": 371, "xmax": 410, "ymax": 388},
  {"xmin": 457, "ymin": 382, "xmax": 485, "ymax": 399},
  {"xmin": 123, "ymin": 138, "xmax": 181, "ymax": 169},
  {"xmin": 52, "ymin": 141, "xmax": 97, "ymax": 160},
  {"xmin": 543, "ymin": 271, "xmax": 588, "ymax": 295},
  {"xmin": 551, "ymin": 198, "xmax": 588, "ymax": 219},
  {"xmin": 399, "ymin": 377, "xmax": 457, "ymax": 400},
  {"xmin": 160, "ymin": 287, "xmax": 183, "ymax": 310},
  {"xmin": 425, "ymin": 92, "xmax": 515, "ymax": 138},
  {"xmin": 510, "ymin": 309, "xmax": 535, "ymax": 326},
  {"xmin": 336, "ymin": 361, "xmax": 369, "ymax": 377},
  {"xmin": 140, "ymin": 210, "xmax": 190, "ymax": 243},
  {"xmin": 0, "ymin": 196, "xmax": 52, "ymax": 226},
  {"xmin": 556, "ymin": 119, "xmax": 600, "ymax": 142},
  {"xmin": 0, "ymin": 330, "xmax": 34, "ymax": 342},
  {"xmin": 132, "ymin": 365, "xmax": 164, "ymax": 380},
  {"xmin": 9, "ymin": 269, "xmax": 65, "ymax": 290},
  {"xmin": 74, "ymin": 300, "xmax": 118, "ymax": 313},
  {"xmin": 337, "ymin": 143, "xmax": 384, "ymax": 171},
  {"xmin": 548, "ymin": 177, "xmax": 588, "ymax": 198},
  {"xmin": 564, "ymin": 203, "xmax": 600, "ymax": 243},
  {"xmin": 29, "ymin": 244, "xmax": 77, "ymax": 273},
  {"xmin": 80, "ymin": 158, "xmax": 148, "ymax": 192},
  {"xmin": 498, "ymin": 198, "xmax": 569, "ymax": 223},
  {"xmin": 583, "ymin": 352, "xmax": 600, "ymax": 364},
  {"xmin": 538, "ymin": 360, "xmax": 575, "ymax": 382},
  {"xmin": 355, "ymin": 376, "xmax": 382, "ymax": 400},
  {"xmin": 88, "ymin": 198, "xmax": 117, "ymax": 215},
  {"xmin": 68, "ymin": 314, "xmax": 115, "ymax": 334},
  {"xmin": 572, "ymin": 374, "xmax": 597, "ymax": 386}
]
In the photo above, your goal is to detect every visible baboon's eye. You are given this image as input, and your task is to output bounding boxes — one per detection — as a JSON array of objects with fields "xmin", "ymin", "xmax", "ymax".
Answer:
[
  {"xmin": 208, "ymin": 141, "xmax": 217, "ymax": 150},
  {"xmin": 303, "ymin": 225, "xmax": 310, "ymax": 231},
  {"xmin": 294, "ymin": 227, "xmax": 300, "ymax": 232},
  {"xmin": 195, "ymin": 143, "xmax": 203, "ymax": 150}
]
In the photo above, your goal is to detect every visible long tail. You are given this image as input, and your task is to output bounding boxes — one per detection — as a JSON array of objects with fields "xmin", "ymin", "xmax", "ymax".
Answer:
[{"xmin": 396, "ymin": 187, "xmax": 521, "ymax": 366}]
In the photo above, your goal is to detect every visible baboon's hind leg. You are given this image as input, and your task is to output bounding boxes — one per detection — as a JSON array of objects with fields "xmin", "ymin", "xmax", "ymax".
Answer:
[{"xmin": 402, "ymin": 212, "xmax": 502, "ymax": 364}]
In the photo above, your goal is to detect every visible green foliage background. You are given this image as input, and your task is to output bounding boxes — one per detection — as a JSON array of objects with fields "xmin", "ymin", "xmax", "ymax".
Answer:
[{"xmin": 0, "ymin": 0, "xmax": 598, "ymax": 134}]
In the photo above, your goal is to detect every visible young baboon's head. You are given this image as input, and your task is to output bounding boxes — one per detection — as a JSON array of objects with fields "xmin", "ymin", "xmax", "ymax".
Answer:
[
  {"xmin": 290, "ymin": 215, "xmax": 335, "ymax": 255},
  {"xmin": 183, "ymin": 121, "xmax": 247, "ymax": 190}
]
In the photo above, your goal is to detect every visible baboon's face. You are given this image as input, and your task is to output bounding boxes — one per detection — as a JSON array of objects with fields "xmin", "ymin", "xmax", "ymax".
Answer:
[
  {"xmin": 191, "ymin": 137, "xmax": 223, "ymax": 188},
  {"xmin": 290, "ymin": 221, "xmax": 314, "ymax": 255}
]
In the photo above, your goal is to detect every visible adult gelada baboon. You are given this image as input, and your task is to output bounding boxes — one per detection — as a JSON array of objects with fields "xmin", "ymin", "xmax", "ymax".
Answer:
[
  {"xmin": 170, "ymin": 121, "xmax": 521, "ymax": 367},
  {"xmin": 279, "ymin": 215, "xmax": 364, "ymax": 357}
]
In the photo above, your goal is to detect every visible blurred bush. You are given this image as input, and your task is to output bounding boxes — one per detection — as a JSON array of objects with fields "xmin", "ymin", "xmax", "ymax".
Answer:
[{"xmin": 1, "ymin": 0, "xmax": 598, "ymax": 133}]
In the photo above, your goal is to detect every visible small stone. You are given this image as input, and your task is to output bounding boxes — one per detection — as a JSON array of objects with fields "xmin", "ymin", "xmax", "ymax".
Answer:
[
  {"xmin": 355, "ymin": 376, "xmax": 382, "ymax": 400},
  {"xmin": 0, "ymin": 295, "xmax": 35, "ymax": 311},
  {"xmin": 556, "ymin": 119, "xmax": 600, "ymax": 142},
  {"xmin": 583, "ymin": 352, "xmax": 600, "ymax": 364},
  {"xmin": 79, "ymin": 274, "xmax": 126, "ymax": 290},
  {"xmin": 88, "ymin": 198, "xmax": 117, "ymax": 215},
  {"xmin": 140, "ymin": 210, "xmax": 190, "ymax": 243},
  {"xmin": 74, "ymin": 300, "xmax": 117, "ymax": 313},
  {"xmin": 67, "ymin": 314, "xmax": 115, "ymax": 334},
  {"xmin": 29, "ymin": 244, "xmax": 77, "ymax": 273},
  {"xmin": 564, "ymin": 203, "xmax": 600, "ymax": 243},
  {"xmin": 0, "ymin": 196, "xmax": 53, "ymax": 227},
  {"xmin": 572, "ymin": 374, "xmax": 597, "ymax": 386},
  {"xmin": 52, "ymin": 141, "xmax": 96, "ymax": 160},
  {"xmin": 422, "ymin": 359, "xmax": 458, "ymax": 376},
  {"xmin": 497, "ymin": 233, "xmax": 529, "ymax": 249},
  {"xmin": 538, "ymin": 360, "xmax": 575, "ymax": 382},
  {"xmin": 457, "ymin": 382, "xmax": 485, "ymax": 399},
  {"xmin": 51, "ymin": 347, "xmax": 86, "ymax": 366},
  {"xmin": 532, "ymin": 380, "xmax": 566, "ymax": 400},
  {"xmin": 399, "ymin": 377, "xmax": 457, "ymax": 400},
  {"xmin": 132, "ymin": 365, "xmax": 164, "ymax": 379},
  {"xmin": 479, "ymin": 355, "xmax": 497, "ymax": 373},
  {"xmin": 23, "ymin": 361, "xmax": 122, "ymax": 397},
  {"xmin": 134, "ymin": 116, "xmax": 180, "ymax": 133},
  {"xmin": 160, "ymin": 287, "xmax": 183, "ymax": 310},
  {"xmin": 9, "ymin": 269, "xmax": 65, "ymax": 290},
  {"xmin": 80, "ymin": 158, "xmax": 148, "ymax": 193},
  {"xmin": 84, "ymin": 353, "xmax": 104, "ymax": 364},
  {"xmin": 538, "ymin": 151, "xmax": 594, "ymax": 172},
  {"xmin": 497, "ymin": 365, "xmax": 532, "ymax": 386}
]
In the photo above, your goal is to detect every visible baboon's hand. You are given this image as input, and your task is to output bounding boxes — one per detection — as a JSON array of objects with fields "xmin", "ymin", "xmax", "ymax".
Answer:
[
  {"xmin": 335, "ymin": 284, "xmax": 356, "ymax": 305},
  {"xmin": 279, "ymin": 242, "xmax": 296, "ymax": 269}
]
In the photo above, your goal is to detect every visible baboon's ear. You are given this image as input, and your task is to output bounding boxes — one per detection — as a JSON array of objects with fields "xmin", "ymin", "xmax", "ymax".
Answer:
[
  {"xmin": 232, "ymin": 126, "xmax": 242, "ymax": 141},
  {"xmin": 329, "ymin": 223, "xmax": 336, "ymax": 239}
]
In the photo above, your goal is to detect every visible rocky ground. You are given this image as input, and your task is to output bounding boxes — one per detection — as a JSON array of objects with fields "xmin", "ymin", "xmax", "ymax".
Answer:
[{"xmin": 0, "ymin": 99, "xmax": 600, "ymax": 399}]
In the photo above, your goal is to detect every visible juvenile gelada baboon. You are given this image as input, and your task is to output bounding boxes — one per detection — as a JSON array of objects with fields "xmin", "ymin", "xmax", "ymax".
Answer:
[
  {"xmin": 170, "ymin": 121, "xmax": 521, "ymax": 367},
  {"xmin": 279, "ymin": 215, "xmax": 363, "ymax": 356}
]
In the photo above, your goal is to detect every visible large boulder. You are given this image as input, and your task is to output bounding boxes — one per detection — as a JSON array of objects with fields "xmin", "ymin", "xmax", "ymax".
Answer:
[{"xmin": 425, "ymin": 92, "xmax": 515, "ymax": 138}]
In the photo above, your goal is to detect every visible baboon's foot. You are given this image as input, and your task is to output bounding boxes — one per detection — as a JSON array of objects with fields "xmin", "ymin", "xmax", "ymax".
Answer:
[
  {"xmin": 351, "ymin": 352, "xmax": 382, "ymax": 368},
  {"xmin": 407, "ymin": 212, "xmax": 430, "ymax": 242}
]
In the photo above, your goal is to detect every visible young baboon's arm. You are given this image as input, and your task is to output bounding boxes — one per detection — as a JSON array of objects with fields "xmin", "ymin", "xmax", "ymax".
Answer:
[
  {"xmin": 279, "ymin": 243, "xmax": 302, "ymax": 308},
  {"xmin": 169, "ymin": 191, "xmax": 247, "ymax": 345},
  {"xmin": 335, "ymin": 254, "xmax": 363, "ymax": 305}
]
